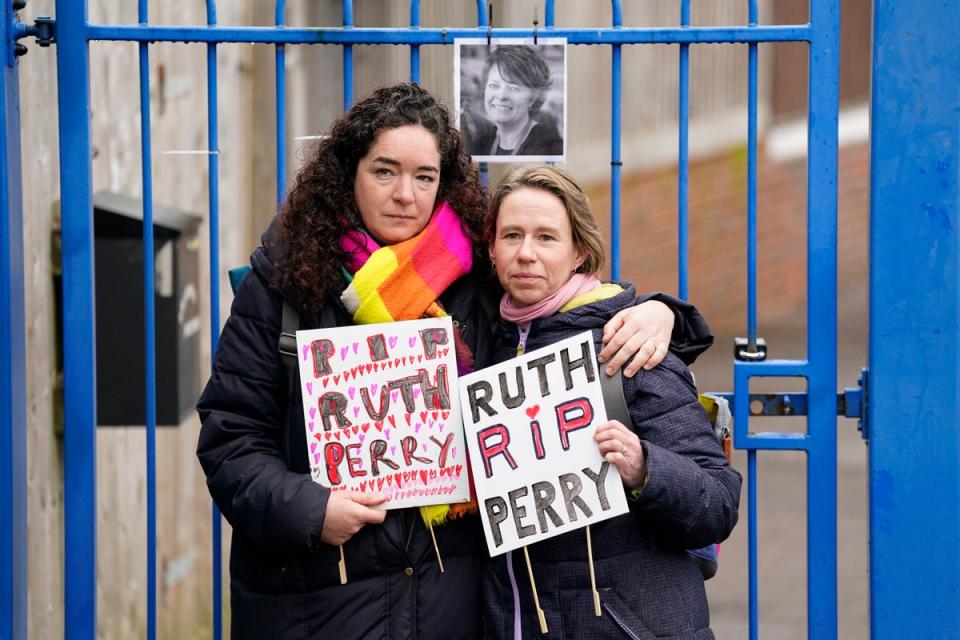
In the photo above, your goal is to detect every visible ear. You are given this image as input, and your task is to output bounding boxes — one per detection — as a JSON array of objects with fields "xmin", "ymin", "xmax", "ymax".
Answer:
[
  {"xmin": 573, "ymin": 248, "xmax": 587, "ymax": 272},
  {"xmin": 488, "ymin": 243, "xmax": 496, "ymax": 264}
]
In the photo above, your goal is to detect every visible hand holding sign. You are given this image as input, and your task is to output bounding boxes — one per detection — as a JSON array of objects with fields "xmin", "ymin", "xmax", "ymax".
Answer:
[
  {"xmin": 320, "ymin": 491, "xmax": 388, "ymax": 546},
  {"xmin": 594, "ymin": 420, "xmax": 648, "ymax": 489}
]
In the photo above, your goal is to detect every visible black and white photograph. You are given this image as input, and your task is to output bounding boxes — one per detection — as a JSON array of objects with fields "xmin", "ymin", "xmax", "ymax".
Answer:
[{"xmin": 454, "ymin": 38, "xmax": 567, "ymax": 163}]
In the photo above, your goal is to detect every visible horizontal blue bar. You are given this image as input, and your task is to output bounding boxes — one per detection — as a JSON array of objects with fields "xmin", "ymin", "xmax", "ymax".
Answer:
[
  {"xmin": 86, "ymin": 24, "xmax": 811, "ymax": 45},
  {"xmin": 737, "ymin": 432, "xmax": 810, "ymax": 451}
]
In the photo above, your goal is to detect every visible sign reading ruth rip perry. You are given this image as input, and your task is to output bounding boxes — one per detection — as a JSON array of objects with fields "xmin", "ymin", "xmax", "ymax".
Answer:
[
  {"xmin": 458, "ymin": 332, "xmax": 629, "ymax": 556},
  {"xmin": 296, "ymin": 316, "xmax": 470, "ymax": 509}
]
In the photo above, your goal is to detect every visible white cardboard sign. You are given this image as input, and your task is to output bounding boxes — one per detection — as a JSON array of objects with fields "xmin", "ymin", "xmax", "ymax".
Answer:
[
  {"xmin": 458, "ymin": 332, "xmax": 629, "ymax": 555},
  {"xmin": 296, "ymin": 317, "xmax": 470, "ymax": 509}
]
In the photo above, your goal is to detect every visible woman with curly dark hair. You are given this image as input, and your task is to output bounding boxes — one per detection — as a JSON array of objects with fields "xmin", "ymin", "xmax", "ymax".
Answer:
[{"xmin": 196, "ymin": 83, "xmax": 711, "ymax": 639}]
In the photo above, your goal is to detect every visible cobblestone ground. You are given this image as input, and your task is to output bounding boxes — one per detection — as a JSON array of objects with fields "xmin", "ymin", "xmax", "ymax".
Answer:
[{"xmin": 695, "ymin": 286, "xmax": 869, "ymax": 639}]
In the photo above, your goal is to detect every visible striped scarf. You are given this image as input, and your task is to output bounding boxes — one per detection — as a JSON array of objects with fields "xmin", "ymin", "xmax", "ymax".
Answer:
[
  {"xmin": 340, "ymin": 202, "xmax": 473, "ymax": 324},
  {"xmin": 340, "ymin": 202, "xmax": 479, "ymax": 524}
]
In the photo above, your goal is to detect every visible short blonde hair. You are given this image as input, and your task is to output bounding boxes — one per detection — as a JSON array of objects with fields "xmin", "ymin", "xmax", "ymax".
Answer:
[{"xmin": 486, "ymin": 165, "xmax": 606, "ymax": 275}]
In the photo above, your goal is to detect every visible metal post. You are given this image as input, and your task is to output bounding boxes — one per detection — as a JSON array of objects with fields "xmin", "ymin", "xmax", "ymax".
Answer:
[
  {"xmin": 869, "ymin": 2, "xmax": 960, "ymax": 637},
  {"xmin": 0, "ymin": 0, "xmax": 27, "ymax": 637},
  {"xmin": 55, "ymin": 1, "xmax": 97, "ymax": 638}
]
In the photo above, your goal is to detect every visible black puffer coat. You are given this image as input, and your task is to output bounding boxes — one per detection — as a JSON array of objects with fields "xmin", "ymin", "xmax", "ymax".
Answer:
[{"xmin": 197, "ymin": 234, "xmax": 713, "ymax": 639}]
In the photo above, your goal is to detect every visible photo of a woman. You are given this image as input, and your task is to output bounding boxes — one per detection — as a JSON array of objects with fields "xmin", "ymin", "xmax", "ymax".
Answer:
[{"xmin": 456, "ymin": 39, "xmax": 566, "ymax": 162}]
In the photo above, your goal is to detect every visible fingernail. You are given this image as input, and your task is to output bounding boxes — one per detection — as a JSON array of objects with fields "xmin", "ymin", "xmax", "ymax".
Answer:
[{"xmin": 606, "ymin": 366, "xmax": 614, "ymax": 375}]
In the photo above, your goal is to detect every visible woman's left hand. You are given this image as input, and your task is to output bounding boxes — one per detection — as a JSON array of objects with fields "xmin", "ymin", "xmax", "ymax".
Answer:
[
  {"xmin": 598, "ymin": 300, "xmax": 674, "ymax": 377},
  {"xmin": 595, "ymin": 420, "xmax": 647, "ymax": 490}
]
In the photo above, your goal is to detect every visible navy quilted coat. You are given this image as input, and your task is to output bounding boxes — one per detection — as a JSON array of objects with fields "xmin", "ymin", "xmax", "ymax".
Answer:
[{"xmin": 481, "ymin": 286, "xmax": 741, "ymax": 640}]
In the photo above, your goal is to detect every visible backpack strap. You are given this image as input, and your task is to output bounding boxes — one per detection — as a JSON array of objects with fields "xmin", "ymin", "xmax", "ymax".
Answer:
[
  {"xmin": 278, "ymin": 300, "xmax": 300, "ymax": 396},
  {"xmin": 598, "ymin": 368, "xmax": 632, "ymax": 427}
]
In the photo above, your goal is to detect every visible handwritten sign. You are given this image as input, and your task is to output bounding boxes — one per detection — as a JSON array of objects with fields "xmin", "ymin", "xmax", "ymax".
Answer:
[
  {"xmin": 296, "ymin": 317, "xmax": 470, "ymax": 509},
  {"xmin": 458, "ymin": 332, "xmax": 629, "ymax": 555}
]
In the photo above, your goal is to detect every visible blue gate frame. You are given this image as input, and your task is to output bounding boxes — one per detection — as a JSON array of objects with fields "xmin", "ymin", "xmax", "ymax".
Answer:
[
  {"xmin": 868, "ymin": 3, "xmax": 960, "ymax": 638},
  {"xmin": 11, "ymin": 0, "xmax": 923, "ymax": 638}
]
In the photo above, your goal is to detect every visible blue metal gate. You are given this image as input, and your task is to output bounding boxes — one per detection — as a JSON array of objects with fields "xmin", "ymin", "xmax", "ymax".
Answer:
[{"xmin": 1, "ymin": 0, "xmax": 954, "ymax": 638}]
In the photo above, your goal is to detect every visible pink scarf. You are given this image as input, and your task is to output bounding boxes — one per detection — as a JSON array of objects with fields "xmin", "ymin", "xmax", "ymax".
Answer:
[{"xmin": 499, "ymin": 273, "xmax": 602, "ymax": 326}]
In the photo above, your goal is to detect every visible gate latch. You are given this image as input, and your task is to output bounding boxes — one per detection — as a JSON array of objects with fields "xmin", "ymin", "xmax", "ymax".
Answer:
[
  {"xmin": 837, "ymin": 367, "xmax": 869, "ymax": 441},
  {"xmin": 9, "ymin": 1, "xmax": 54, "ymax": 62}
]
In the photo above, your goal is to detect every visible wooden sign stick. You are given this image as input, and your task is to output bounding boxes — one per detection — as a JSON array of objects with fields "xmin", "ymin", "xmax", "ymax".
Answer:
[
  {"xmin": 426, "ymin": 518, "xmax": 445, "ymax": 573},
  {"xmin": 338, "ymin": 545, "xmax": 348, "ymax": 584},
  {"xmin": 586, "ymin": 525, "xmax": 601, "ymax": 617},
  {"xmin": 523, "ymin": 546, "xmax": 548, "ymax": 634}
]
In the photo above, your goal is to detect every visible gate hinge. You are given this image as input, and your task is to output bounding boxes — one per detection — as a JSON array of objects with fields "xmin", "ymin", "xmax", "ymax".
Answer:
[
  {"xmin": 9, "ymin": 1, "xmax": 54, "ymax": 61},
  {"xmin": 837, "ymin": 367, "xmax": 869, "ymax": 441}
]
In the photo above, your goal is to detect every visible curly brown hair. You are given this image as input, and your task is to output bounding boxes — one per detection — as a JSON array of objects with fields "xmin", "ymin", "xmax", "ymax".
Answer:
[{"xmin": 273, "ymin": 83, "xmax": 488, "ymax": 321}]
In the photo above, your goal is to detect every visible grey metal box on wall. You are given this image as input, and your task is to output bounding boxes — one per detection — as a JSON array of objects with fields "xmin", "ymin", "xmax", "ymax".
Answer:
[{"xmin": 92, "ymin": 192, "xmax": 201, "ymax": 426}]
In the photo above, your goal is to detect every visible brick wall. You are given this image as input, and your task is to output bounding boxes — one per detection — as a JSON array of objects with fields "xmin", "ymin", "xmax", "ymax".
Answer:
[{"xmin": 584, "ymin": 140, "xmax": 870, "ymax": 337}]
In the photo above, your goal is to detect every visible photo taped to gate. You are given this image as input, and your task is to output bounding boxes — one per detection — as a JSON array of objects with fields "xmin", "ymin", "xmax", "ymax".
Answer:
[{"xmin": 454, "ymin": 38, "xmax": 567, "ymax": 163}]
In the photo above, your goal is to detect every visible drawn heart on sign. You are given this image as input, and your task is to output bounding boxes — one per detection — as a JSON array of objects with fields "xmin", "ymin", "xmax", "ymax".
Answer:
[
  {"xmin": 352, "ymin": 342, "xmax": 359, "ymax": 354},
  {"xmin": 408, "ymin": 336, "xmax": 417, "ymax": 348},
  {"xmin": 387, "ymin": 415, "xmax": 396, "ymax": 428},
  {"xmin": 348, "ymin": 387, "xmax": 356, "ymax": 400},
  {"xmin": 302, "ymin": 344, "xmax": 309, "ymax": 361},
  {"xmin": 371, "ymin": 383, "xmax": 379, "ymax": 396},
  {"xmin": 388, "ymin": 336, "xmax": 398, "ymax": 348},
  {"xmin": 306, "ymin": 382, "xmax": 313, "ymax": 395},
  {"xmin": 390, "ymin": 445, "xmax": 397, "ymax": 456},
  {"xmin": 392, "ymin": 391, "xmax": 400, "ymax": 403},
  {"xmin": 310, "ymin": 442, "xmax": 317, "ymax": 453},
  {"xmin": 340, "ymin": 346, "xmax": 349, "ymax": 360},
  {"xmin": 525, "ymin": 405, "xmax": 541, "ymax": 419},
  {"xmin": 413, "ymin": 388, "xmax": 421, "ymax": 399},
  {"xmin": 384, "ymin": 428, "xmax": 391, "ymax": 439},
  {"xmin": 309, "ymin": 407, "xmax": 317, "ymax": 419},
  {"xmin": 353, "ymin": 406, "xmax": 361, "ymax": 418},
  {"xmin": 308, "ymin": 421, "xmax": 314, "ymax": 432},
  {"xmin": 358, "ymin": 433, "xmax": 365, "ymax": 443}
]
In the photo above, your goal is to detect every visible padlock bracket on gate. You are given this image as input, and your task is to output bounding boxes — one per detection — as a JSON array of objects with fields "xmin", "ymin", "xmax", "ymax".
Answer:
[
  {"xmin": 734, "ymin": 336, "xmax": 767, "ymax": 361},
  {"xmin": 8, "ymin": 0, "xmax": 54, "ymax": 63}
]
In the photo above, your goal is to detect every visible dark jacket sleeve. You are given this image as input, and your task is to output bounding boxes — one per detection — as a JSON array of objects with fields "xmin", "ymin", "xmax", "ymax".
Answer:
[
  {"xmin": 623, "ymin": 353, "xmax": 741, "ymax": 549},
  {"xmin": 196, "ymin": 268, "xmax": 329, "ymax": 551},
  {"xmin": 637, "ymin": 291, "xmax": 714, "ymax": 365}
]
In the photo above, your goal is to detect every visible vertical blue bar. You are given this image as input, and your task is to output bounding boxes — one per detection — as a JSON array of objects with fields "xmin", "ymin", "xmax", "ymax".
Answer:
[
  {"xmin": 545, "ymin": 0, "xmax": 555, "ymax": 27},
  {"xmin": 869, "ymin": 2, "xmax": 959, "ymax": 638},
  {"xmin": 806, "ymin": 1, "xmax": 839, "ymax": 638},
  {"xmin": 207, "ymin": 4, "xmax": 223, "ymax": 638},
  {"xmin": 746, "ymin": 5, "xmax": 758, "ymax": 348},
  {"xmin": 0, "ymin": 2, "xmax": 27, "ymax": 638},
  {"xmin": 677, "ymin": 1, "xmax": 690, "ymax": 299},
  {"xmin": 609, "ymin": 1, "xmax": 622, "ymax": 280},
  {"xmin": 409, "ymin": 0, "xmax": 420, "ymax": 83},
  {"xmin": 475, "ymin": 0, "xmax": 488, "ymax": 186},
  {"xmin": 55, "ymin": 1, "xmax": 97, "ymax": 638},
  {"xmin": 275, "ymin": 1, "xmax": 286, "ymax": 204},
  {"xmin": 342, "ymin": 1, "xmax": 353, "ymax": 110},
  {"xmin": 745, "ymin": 7, "xmax": 760, "ymax": 636},
  {"xmin": 136, "ymin": 2, "xmax": 158, "ymax": 637},
  {"xmin": 747, "ymin": 450, "xmax": 758, "ymax": 640}
]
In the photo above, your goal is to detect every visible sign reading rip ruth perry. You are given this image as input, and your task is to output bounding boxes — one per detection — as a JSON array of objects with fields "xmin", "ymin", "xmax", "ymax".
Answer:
[
  {"xmin": 296, "ymin": 317, "xmax": 470, "ymax": 509},
  {"xmin": 459, "ymin": 332, "xmax": 629, "ymax": 555}
]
